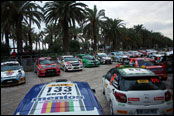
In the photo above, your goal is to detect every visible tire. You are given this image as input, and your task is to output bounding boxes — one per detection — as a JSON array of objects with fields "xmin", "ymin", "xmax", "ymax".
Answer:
[{"xmin": 110, "ymin": 101, "xmax": 114, "ymax": 115}]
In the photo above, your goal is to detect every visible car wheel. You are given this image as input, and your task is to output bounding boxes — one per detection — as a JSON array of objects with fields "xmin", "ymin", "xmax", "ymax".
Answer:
[{"xmin": 110, "ymin": 101, "xmax": 114, "ymax": 115}]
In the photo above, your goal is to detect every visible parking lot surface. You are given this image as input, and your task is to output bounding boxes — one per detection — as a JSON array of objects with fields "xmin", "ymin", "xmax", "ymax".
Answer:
[{"xmin": 1, "ymin": 62, "xmax": 173, "ymax": 115}]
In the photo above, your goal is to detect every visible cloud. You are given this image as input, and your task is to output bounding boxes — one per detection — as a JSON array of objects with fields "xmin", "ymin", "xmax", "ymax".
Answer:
[{"xmin": 82, "ymin": 1, "xmax": 173, "ymax": 40}]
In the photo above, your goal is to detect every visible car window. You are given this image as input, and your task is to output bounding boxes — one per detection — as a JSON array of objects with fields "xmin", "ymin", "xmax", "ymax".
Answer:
[
  {"xmin": 64, "ymin": 57, "xmax": 78, "ymax": 62},
  {"xmin": 137, "ymin": 60, "xmax": 156, "ymax": 67},
  {"xmin": 119, "ymin": 76, "xmax": 166, "ymax": 91},
  {"xmin": 105, "ymin": 68, "xmax": 115, "ymax": 81},
  {"xmin": 39, "ymin": 59, "xmax": 56, "ymax": 65},
  {"xmin": 1, "ymin": 63, "xmax": 21, "ymax": 71}
]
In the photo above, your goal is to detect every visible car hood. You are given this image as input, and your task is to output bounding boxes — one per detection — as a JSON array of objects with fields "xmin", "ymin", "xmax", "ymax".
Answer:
[
  {"xmin": 14, "ymin": 81, "xmax": 101, "ymax": 115},
  {"xmin": 1, "ymin": 70, "xmax": 20, "ymax": 77}
]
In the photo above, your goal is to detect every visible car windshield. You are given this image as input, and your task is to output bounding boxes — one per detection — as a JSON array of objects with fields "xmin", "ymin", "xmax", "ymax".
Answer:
[
  {"xmin": 120, "ymin": 76, "xmax": 166, "ymax": 91},
  {"xmin": 64, "ymin": 57, "xmax": 78, "ymax": 62},
  {"xmin": 1, "ymin": 63, "xmax": 21, "ymax": 71},
  {"xmin": 98, "ymin": 54, "xmax": 107, "ymax": 57},
  {"xmin": 39, "ymin": 59, "xmax": 55, "ymax": 65},
  {"xmin": 137, "ymin": 60, "xmax": 156, "ymax": 66},
  {"xmin": 83, "ymin": 56, "xmax": 95, "ymax": 60}
]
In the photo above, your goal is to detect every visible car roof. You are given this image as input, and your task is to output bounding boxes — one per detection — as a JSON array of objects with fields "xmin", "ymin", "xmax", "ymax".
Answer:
[
  {"xmin": 97, "ymin": 53, "xmax": 106, "ymax": 55},
  {"xmin": 130, "ymin": 58, "xmax": 154, "ymax": 61},
  {"xmin": 39, "ymin": 57, "xmax": 52, "ymax": 60},
  {"xmin": 62, "ymin": 55, "xmax": 73, "ymax": 58},
  {"xmin": 14, "ymin": 81, "xmax": 102, "ymax": 115},
  {"xmin": 1, "ymin": 61, "xmax": 19, "ymax": 65},
  {"xmin": 117, "ymin": 67, "xmax": 156, "ymax": 77}
]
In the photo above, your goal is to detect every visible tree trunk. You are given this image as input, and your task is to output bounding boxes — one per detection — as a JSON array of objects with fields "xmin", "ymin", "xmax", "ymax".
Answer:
[
  {"xmin": 5, "ymin": 31, "xmax": 10, "ymax": 56},
  {"xmin": 62, "ymin": 19, "xmax": 69, "ymax": 55},
  {"xmin": 16, "ymin": 17, "xmax": 23, "ymax": 54},
  {"xmin": 28, "ymin": 18, "xmax": 32, "ymax": 52},
  {"xmin": 93, "ymin": 24, "xmax": 97, "ymax": 52}
]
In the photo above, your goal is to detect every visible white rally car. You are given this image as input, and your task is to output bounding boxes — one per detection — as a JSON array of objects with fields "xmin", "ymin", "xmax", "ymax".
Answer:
[
  {"xmin": 1, "ymin": 61, "xmax": 26, "ymax": 86},
  {"xmin": 102, "ymin": 67, "xmax": 173, "ymax": 115},
  {"xmin": 14, "ymin": 79, "xmax": 103, "ymax": 115},
  {"xmin": 57, "ymin": 55, "xmax": 83, "ymax": 72}
]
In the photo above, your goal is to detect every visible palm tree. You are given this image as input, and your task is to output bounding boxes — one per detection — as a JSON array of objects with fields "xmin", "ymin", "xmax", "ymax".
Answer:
[
  {"xmin": 23, "ymin": 2, "xmax": 44, "ymax": 52},
  {"xmin": 1, "ymin": 1, "xmax": 16, "ymax": 55},
  {"xmin": 2, "ymin": 1, "xmax": 43, "ymax": 54},
  {"xmin": 44, "ymin": 1, "xmax": 87, "ymax": 54},
  {"xmin": 101, "ymin": 18, "xmax": 125, "ymax": 51},
  {"xmin": 83, "ymin": 5, "xmax": 106, "ymax": 52}
]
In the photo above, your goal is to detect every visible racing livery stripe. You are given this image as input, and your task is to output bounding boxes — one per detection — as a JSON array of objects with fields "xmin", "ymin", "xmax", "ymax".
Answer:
[
  {"xmin": 41, "ymin": 101, "xmax": 74, "ymax": 113},
  {"xmin": 29, "ymin": 85, "xmax": 46, "ymax": 114},
  {"xmin": 41, "ymin": 103, "xmax": 48, "ymax": 113},
  {"xmin": 69, "ymin": 101, "xmax": 74, "ymax": 112},
  {"xmin": 29, "ymin": 102, "xmax": 38, "ymax": 114},
  {"xmin": 75, "ymin": 84, "xmax": 85, "ymax": 111},
  {"xmin": 46, "ymin": 102, "xmax": 52, "ymax": 113}
]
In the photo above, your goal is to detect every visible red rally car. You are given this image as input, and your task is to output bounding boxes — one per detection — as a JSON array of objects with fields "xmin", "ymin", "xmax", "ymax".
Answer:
[
  {"xmin": 129, "ymin": 58, "xmax": 168, "ymax": 80},
  {"xmin": 34, "ymin": 57, "xmax": 60, "ymax": 77}
]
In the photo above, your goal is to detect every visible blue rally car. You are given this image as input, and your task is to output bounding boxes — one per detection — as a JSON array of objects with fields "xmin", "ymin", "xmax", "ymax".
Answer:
[{"xmin": 14, "ymin": 79, "xmax": 103, "ymax": 115}]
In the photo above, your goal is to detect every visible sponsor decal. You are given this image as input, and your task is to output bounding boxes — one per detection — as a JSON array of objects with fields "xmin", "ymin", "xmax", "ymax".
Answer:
[
  {"xmin": 47, "ymin": 84, "xmax": 73, "ymax": 87},
  {"xmin": 110, "ymin": 73, "xmax": 117, "ymax": 85},
  {"xmin": 7, "ymin": 71, "xmax": 14, "ymax": 75},
  {"xmin": 128, "ymin": 98, "xmax": 140, "ymax": 101},
  {"xmin": 154, "ymin": 96, "xmax": 164, "ymax": 100},
  {"xmin": 151, "ymin": 78, "xmax": 159, "ymax": 83},
  {"xmin": 118, "ymin": 103, "xmax": 125, "ymax": 107},
  {"xmin": 32, "ymin": 96, "xmax": 84, "ymax": 102},
  {"xmin": 41, "ymin": 101, "xmax": 74, "ymax": 113},
  {"xmin": 117, "ymin": 110, "xmax": 128, "ymax": 114}
]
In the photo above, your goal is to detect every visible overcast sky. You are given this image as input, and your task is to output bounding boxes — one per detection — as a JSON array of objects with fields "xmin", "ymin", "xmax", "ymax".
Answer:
[{"xmin": 34, "ymin": 1, "xmax": 173, "ymax": 40}]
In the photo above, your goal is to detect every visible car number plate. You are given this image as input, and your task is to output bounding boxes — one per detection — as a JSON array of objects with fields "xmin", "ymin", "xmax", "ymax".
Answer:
[
  {"xmin": 74, "ymin": 67, "xmax": 79, "ymax": 69},
  {"xmin": 7, "ymin": 80, "xmax": 13, "ymax": 83},
  {"xmin": 137, "ymin": 109, "xmax": 157, "ymax": 114}
]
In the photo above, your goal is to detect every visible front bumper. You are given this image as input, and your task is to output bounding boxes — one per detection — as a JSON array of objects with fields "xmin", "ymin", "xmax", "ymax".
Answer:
[
  {"xmin": 38, "ymin": 68, "xmax": 60, "ymax": 77},
  {"xmin": 112, "ymin": 100, "xmax": 173, "ymax": 115},
  {"xmin": 85, "ymin": 62, "xmax": 100, "ymax": 67},
  {"xmin": 1, "ymin": 77, "xmax": 26, "ymax": 87},
  {"xmin": 65, "ymin": 65, "xmax": 83, "ymax": 71}
]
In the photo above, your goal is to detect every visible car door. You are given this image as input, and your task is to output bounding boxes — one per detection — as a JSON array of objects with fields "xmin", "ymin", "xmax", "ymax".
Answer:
[{"xmin": 104, "ymin": 68, "xmax": 115, "ymax": 102}]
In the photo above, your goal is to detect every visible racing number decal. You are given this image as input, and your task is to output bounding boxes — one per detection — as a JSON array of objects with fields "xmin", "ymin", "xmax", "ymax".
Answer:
[{"xmin": 47, "ymin": 86, "xmax": 72, "ymax": 93}]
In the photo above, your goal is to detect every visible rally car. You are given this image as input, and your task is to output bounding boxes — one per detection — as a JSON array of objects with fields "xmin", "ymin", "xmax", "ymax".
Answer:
[
  {"xmin": 96, "ymin": 53, "xmax": 112, "ymax": 64},
  {"xmin": 129, "ymin": 58, "xmax": 168, "ymax": 80},
  {"xmin": 81, "ymin": 55, "xmax": 100, "ymax": 68},
  {"xmin": 57, "ymin": 55, "xmax": 83, "ymax": 72},
  {"xmin": 14, "ymin": 79, "xmax": 103, "ymax": 115},
  {"xmin": 102, "ymin": 67, "xmax": 173, "ymax": 115},
  {"xmin": 1, "ymin": 61, "xmax": 26, "ymax": 86},
  {"xmin": 34, "ymin": 57, "xmax": 60, "ymax": 77}
]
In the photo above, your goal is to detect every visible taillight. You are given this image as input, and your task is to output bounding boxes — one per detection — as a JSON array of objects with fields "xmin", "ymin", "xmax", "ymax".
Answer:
[
  {"xmin": 165, "ymin": 91, "xmax": 171, "ymax": 101},
  {"xmin": 114, "ymin": 91, "xmax": 127, "ymax": 103}
]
